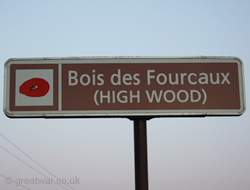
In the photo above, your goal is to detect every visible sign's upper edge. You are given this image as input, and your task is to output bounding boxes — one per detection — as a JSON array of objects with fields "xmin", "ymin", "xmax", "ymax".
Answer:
[{"xmin": 4, "ymin": 56, "xmax": 243, "ymax": 63}]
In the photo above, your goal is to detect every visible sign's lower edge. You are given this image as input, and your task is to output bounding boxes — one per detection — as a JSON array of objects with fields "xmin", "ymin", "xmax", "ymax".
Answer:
[{"xmin": 4, "ymin": 107, "xmax": 246, "ymax": 118}]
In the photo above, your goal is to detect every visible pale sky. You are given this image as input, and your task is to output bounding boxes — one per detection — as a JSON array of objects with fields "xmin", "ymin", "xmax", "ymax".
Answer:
[{"xmin": 0, "ymin": 1, "xmax": 250, "ymax": 190}]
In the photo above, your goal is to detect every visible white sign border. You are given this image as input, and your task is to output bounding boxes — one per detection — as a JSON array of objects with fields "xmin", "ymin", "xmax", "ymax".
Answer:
[{"xmin": 4, "ymin": 56, "xmax": 246, "ymax": 118}]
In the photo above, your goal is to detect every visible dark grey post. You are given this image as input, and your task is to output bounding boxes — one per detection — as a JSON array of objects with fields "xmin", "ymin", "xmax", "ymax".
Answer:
[{"xmin": 133, "ymin": 119, "xmax": 148, "ymax": 190}]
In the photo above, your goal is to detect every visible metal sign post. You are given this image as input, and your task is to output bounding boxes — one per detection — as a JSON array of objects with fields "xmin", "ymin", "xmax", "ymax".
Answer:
[{"xmin": 133, "ymin": 118, "xmax": 149, "ymax": 190}]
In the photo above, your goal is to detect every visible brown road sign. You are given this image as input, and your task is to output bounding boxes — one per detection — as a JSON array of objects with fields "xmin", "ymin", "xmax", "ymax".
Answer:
[{"xmin": 3, "ymin": 57, "xmax": 246, "ymax": 118}]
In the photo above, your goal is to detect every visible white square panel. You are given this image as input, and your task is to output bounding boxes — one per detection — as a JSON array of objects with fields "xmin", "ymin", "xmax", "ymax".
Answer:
[{"xmin": 15, "ymin": 69, "xmax": 53, "ymax": 106}]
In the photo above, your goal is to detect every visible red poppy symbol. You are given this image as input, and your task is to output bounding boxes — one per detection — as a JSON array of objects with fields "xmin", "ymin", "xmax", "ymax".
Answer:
[{"xmin": 19, "ymin": 78, "xmax": 50, "ymax": 97}]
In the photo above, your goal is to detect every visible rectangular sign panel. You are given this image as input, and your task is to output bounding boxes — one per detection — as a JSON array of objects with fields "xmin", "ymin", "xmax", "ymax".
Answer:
[{"xmin": 4, "ymin": 57, "xmax": 246, "ymax": 118}]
